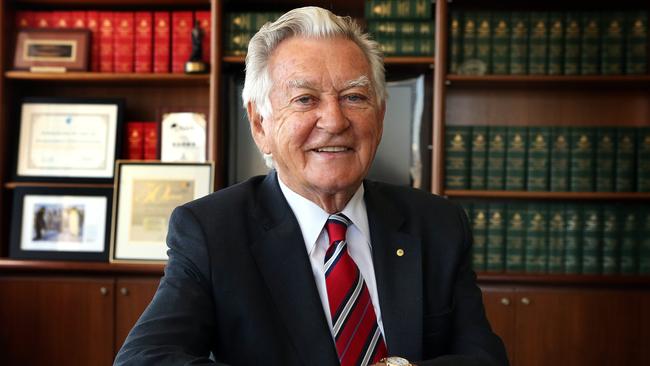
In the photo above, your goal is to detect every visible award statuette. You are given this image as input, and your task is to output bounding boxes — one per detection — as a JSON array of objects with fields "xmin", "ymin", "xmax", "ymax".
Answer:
[{"xmin": 185, "ymin": 20, "xmax": 208, "ymax": 74}]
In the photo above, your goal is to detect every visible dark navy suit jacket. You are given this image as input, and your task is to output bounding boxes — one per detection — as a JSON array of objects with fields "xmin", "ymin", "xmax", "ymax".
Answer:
[{"xmin": 114, "ymin": 172, "xmax": 508, "ymax": 366}]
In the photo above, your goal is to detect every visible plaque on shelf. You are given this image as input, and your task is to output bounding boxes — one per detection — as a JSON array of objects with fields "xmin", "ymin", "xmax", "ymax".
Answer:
[
  {"xmin": 13, "ymin": 29, "xmax": 90, "ymax": 72},
  {"xmin": 160, "ymin": 111, "xmax": 207, "ymax": 163}
]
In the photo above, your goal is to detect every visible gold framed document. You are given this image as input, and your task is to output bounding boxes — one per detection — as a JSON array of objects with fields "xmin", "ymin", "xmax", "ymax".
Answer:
[
  {"xmin": 110, "ymin": 161, "xmax": 214, "ymax": 263},
  {"xmin": 15, "ymin": 97, "xmax": 124, "ymax": 182}
]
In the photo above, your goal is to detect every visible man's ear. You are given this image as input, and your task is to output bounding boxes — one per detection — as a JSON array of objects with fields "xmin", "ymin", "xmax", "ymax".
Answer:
[{"xmin": 247, "ymin": 102, "xmax": 270, "ymax": 154}]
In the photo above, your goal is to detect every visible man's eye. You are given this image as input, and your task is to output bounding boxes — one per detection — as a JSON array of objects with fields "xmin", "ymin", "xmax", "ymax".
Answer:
[
  {"xmin": 295, "ymin": 96, "xmax": 315, "ymax": 105},
  {"xmin": 343, "ymin": 94, "xmax": 367, "ymax": 102}
]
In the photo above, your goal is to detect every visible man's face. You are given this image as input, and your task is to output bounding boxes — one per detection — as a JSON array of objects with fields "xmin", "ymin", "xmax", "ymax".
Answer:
[{"xmin": 249, "ymin": 36, "xmax": 385, "ymax": 203}]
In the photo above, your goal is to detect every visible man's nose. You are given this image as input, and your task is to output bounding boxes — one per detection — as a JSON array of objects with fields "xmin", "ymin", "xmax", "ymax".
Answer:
[{"xmin": 317, "ymin": 98, "xmax": 350, "ymax": 133}]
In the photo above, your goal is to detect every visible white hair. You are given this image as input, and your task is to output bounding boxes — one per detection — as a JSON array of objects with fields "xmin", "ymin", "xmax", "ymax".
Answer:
[{"xmin": 241, "ymin": 7, "xmax": 386, "ymax": 168}]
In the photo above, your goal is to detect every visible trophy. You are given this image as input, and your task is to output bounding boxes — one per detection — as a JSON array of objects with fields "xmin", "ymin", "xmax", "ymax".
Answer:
[{"xmin": 185, "ymin": 20, "xmax": 208, "ymax": 74}]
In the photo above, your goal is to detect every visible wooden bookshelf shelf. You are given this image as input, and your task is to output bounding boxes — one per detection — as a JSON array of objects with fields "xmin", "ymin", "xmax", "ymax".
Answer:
[
  {"xmin": 4, "ymin": 181, "xmax": 114, "ymax": 189},
  {"xmin": 478, "ymin": 272, "xmax": 650, "ymax": 287},
  {"xmin": 223, "ymin": 55, "xmax": 435, "ymax": 66},
  {"xmin": 0, "ymin": 258, "xmax": 164, "ymax": 275},
  {"xmin": 4, "ymin": 71, "xmax": 210, "ymax": 86},
  {"xmin": 446, "ymin": 74, "xmax": 650, "ymax": 85},
  {"xmin": 444, "ymin": 190, "xmax": 650, "ymax": 200}
]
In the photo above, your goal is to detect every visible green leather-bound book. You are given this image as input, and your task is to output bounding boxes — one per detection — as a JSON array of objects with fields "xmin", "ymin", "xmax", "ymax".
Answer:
[
  {"xmin": 637, "ymin": 128, "xmax": 650, "ymax": 192},
  {"xmin": 366, "ymin": 0, "xmax": 394, "ymax": 20},
  {"xmin": 487, "ymin": 126, "xmax": 507, "ymax": 190},
  {"xmin": 526, "ymin": 127, "xmax": 550, "ymax": 191},
  {"xmin": 563, "ymin": 12, "xmax": 581, "ymax": 75},
  {"xmin": 377, "ymin": 34, "xmax": 398, "ymax": 56},
  {"xmin": 638, "ymin": 206, "xmax": 650, "ymax": 274},
  {"xmin": 470, "ymin": 126, "xmax": 488, "ymax": 190},
  {"xmin": 510, "ymin": 12, "xmax": 529, "ymax": 75},
  {"xmin": 580, "ymin": 12, "xmax": 601, "ymax": 75},
  {"xmin": 548, "ymin": 12, "xmax": 564, "ymax": 75},
  {"xmin": 525, "ymin": 202, "xmax": 548, "ymax": 273},
  {"xmin": 506, "ymin": 203, "xmax": 526, "ymax": 272},
  {"xmin": 619, "ymin": 206, "xmax": 638, "ymax": 274},
  {"xmin": 570, "ymin": 127, "xmax": 595, "ymax": 192},
  {"xmin": 581, "ymin": 205, "xmax": 602, "ymax": 274},
  {"xmin": 528, "ymin": 12, "xmax": 549, "ymax": 75},
  {"xmin": 411, "ymin": 0, "xmax": 432, "ymax": 19},
  {"xmin": 626, "ymin": 11, "xmax": 648, "ymax": 74},
  {"xmin": 601, "ymin": 205, "xmax": 619, "ymax": 274},
  {"xmin": 395, "ymin": 0, "xmax": 413, "ymax": 19},
  {"xmin": 487, "ymin": 203, "xmax": 506, "ymax": 272},
  {"xmin": 445, "ymin": 126, "xmax": 471, "ymax": 189},
  {"xmin": 461, "ymin": 12, "xmax": 478, "ymax": 72},
  {"xmin": 616, "ymin": 128, "xmax": 636, "ymax": 192},
  {"xmin": 550, "ymin": 127, "xmax": 570, "ymax": 191},
  {"xmin": 547, "ymin": 203, "xmax": 565, "ymax": 273},
  {"xmin": 596, "ymin": 128, "xmax": 616, "ymax": 192},
  {"xmin": 505, "ymin": 127, "xmax": 528, "ymax": 190},
  {"xmin": 449, "ymin": 11, "xmax": 462, "ymax": 74},
  {"xmin": 414, "ymin": 21, "xmax": 435, "ymax": 56},
  {"xmin": 398, "ymin": 37, "xmax": 417, "ymax": 56},
  {"xmin": 491, "ymin": 12, "xmax": 510, "ymax": 75},
  {"xmin": 564, "ymin": 204, "xmax": 582, "ymax": 274},
  {"xmin": 601, "ymin": 13, "xmax": 625, "ymax": 75},
  {"xmin": 471, "ymin": 202, "xmax": 488, "ymax": 272},
  {"xmin": 476, "ymin": 12, "xmax": 492, "ymax": 74}
]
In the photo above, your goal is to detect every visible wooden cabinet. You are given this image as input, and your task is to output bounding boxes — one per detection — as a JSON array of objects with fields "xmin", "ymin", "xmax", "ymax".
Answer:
[
  {"xmin": 0, "ymin": 271, "xmax": 160, "ymax": 365},
  {"xmin": 481, "ymin": 281, "xmax": 650, "ymax": 366}
]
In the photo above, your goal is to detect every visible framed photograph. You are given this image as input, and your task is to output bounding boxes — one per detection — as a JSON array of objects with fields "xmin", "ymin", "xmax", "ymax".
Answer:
[
  {"xmin": 9, "ymin": 187, "xmax": 112, "ymax": 261},
  {"xmin": 15, "ymin": 97, "xmax": 124, "ymax": 182},
  {"xmin": 111, "ymin": 161, "xmax": 214, "ymax": 263},
  {"xmin": 158, "ymin": 106, "xmax": 209, "ymax": 163},
  {"xmin": 13, "ymin": 29, "xmax": 90, "ymax": 71}
]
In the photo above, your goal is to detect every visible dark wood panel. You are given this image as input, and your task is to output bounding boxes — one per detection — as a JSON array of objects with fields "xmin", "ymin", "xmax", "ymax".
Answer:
[
  {"xmin": 0, "ymin": 276, "xmax": 115, "ymax": 366},
  {"xmin": 0, "ymin": 258, "xmax": 165, "ymax": 275},
  {"xmin": 514, "ymin": 287, "xmax": 650, "ymax": 366},
  {"xmin": 114, "ymin": 277, "xmax": 160, "ymax": 354},
  {"xmin": 445, "ymin": 87, "xmax": 650, "ymax": 126},
  {"xmin": 480, "ymin": 286, "xmax": 516, "ymax": 365}
]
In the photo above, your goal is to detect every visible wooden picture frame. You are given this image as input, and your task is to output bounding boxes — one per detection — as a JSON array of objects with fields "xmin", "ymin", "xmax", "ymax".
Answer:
[
  {"xmin": 15, "ymin": 97, "xmax": 124, "ymax": 182},
  {"xmin": 13, "ymin": 28, "xmax": 90, "ymax": 71},
  {"xmin": 110, "ymin": 161, "xmax": 214, "ymax": 263},
  {"xmin": 9, "ymin": 187, "xmax": 112, "ymax": 262}
]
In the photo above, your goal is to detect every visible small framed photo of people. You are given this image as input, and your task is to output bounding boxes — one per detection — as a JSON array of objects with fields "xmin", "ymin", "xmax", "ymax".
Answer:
[
  {"xmin": 110, "ymin": 161, "xmax": 214, "ymax": 263},
  {"xmin": 9, "ymin": 187, "xmax": 112, "ymax": 261},
  {"xmin": 15, "ymin": 97, "xmax": 124, "ymax": 183}
]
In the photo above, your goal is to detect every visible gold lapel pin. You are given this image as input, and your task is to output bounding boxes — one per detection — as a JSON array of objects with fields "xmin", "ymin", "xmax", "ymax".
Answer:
[{"xmin": 396, "ymin": 249, "xmax": 405, "ymax": 257}]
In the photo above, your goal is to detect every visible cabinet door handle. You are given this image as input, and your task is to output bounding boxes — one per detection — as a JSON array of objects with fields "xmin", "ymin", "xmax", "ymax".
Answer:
[
  {"xmin": 500, "ymin": 297, "xmax": 510, "ymax": 306},
  {"xmin": 120, "ymin": 287, "xmax": 129, "ymax": 296},
  {"xmin": 521, "ymin": 297, "xmax": 531, "ymax": 305},
  {"xmin": 100, "ymin": 287, "xmax": 109, "ymax": 296}
]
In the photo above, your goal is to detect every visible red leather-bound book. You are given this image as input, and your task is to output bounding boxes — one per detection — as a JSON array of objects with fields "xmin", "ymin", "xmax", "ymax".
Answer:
[
  {"xmin": 171, "ymin": 11, "xmax": 193, "ymax": 73},
  {"xmin": 114, "ymin": 12, "xmax": 134, "ymax": 73},
  {"xmin": 99, "ymin": 12, "xmax": 114, "ymax": 72},
  {"xmin": 153, "ymin": 12, "xmax": 171, "ymax": 73},
  {"xmin": 87, "ymin": 11, "xmax": 101, "ymax": 71},
  {"xmin": 143, "ymin": 122, "xmax": 160, "ymax": 160},
  {"xmin": 135, "ymin": 12, "xmax": 153, "ymax": 73},
  {"xmin": 125, "ymin": 122, "xmax": 144, "ymax": 160},
  {"xmin": 16, "ymin": 11, "xmax": 36, "ymax": 28}
]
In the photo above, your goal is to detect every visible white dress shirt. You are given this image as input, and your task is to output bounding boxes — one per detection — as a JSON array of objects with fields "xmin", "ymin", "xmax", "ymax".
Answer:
[{"xmin": 278, "ymin": 177, "xmax": 385, "ymax": 338}]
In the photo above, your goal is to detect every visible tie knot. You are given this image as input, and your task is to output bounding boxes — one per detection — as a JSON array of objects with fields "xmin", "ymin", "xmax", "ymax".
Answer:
[{"xmin": 326, "ymin": 213, "xmax": 350, "ymax": 245}]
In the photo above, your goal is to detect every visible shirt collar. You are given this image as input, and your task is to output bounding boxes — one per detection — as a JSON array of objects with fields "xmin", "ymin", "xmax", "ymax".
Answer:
[{"xmin": 277, "ymin": 177, "xmax": 370, "ymax": 255}]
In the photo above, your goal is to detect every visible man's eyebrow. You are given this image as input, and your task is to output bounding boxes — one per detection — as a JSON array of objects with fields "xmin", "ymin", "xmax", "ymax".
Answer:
[
  {"xmin": 287, "ymin": 79, "xmax": 316, "ymax": 90},
  {"xmin": 342, "ymin": 76, "xmax": 371, "ymax": 90},
  {"xmin": 286, "ymin": 76, "xmax": 371, "ymax": 91}
]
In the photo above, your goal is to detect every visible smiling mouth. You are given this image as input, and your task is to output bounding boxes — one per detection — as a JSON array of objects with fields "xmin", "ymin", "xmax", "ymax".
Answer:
[{"xmin": 313, "ymin": 146, "xmax": 351, "ymax": 153}]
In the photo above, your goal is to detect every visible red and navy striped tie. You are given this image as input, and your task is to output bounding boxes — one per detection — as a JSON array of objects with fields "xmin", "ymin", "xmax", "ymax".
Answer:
[{"xmin": 324, "ymin": 213, "xmax": 387, "ymax": 366}]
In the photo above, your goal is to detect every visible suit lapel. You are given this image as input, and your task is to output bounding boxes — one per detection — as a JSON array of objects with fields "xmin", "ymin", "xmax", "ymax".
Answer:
[
  {"xmin": 364, "ymin": 181, "xmax": 423, "ymax": 360},
  {"xmin": 250, "ymin": 173, "xmax": 339, "ymax": 366}
]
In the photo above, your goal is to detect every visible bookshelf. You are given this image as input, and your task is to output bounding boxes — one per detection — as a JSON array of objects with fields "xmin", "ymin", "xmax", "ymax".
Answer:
[{"xmin": 0, "ymin": 0, "xmax": 649, "ymax": 365}]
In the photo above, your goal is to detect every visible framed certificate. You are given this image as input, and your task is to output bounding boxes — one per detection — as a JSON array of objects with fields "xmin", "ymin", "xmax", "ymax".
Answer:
[
  {"xmin": 15, "ymin": 97, "xmax": 124, "ymax": 182},
  {"xmin": 110, "ymin": 161, "xmax": 214, "ymax": 263},
  {"xmin": 160, "ymin": 111, "xmax": 208, "ymax": 163},
  {"xmin": 9, "ymin": 187, "xmax": 112, "ymax": 261}
]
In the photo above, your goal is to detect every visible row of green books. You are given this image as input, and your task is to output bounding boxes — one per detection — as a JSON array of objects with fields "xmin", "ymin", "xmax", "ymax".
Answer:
[
  {"xmin": 365, "ymin": 0, "xmax": 432, "ymax": 20},
  {"xmin": 368, "ymin": 20, "xmax": 434, "ymax": 56},
  {"xmin": 445, "ymin": 125, "xmax": 650, "ymax": 192},
  {"xmin": 224, "ymin": 12, "xmax": 283, "ymax": 56},
  {"xmin": 449, "ymin": 10, "xmax": 648, "ymax": 75},
  {"xmin": 460, "ymin": 201, "xmax": 650, "ymax": 275}
]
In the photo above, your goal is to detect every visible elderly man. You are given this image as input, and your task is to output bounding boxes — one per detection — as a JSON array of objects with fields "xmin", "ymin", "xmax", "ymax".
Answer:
[{"xmin": 115, "ymin": 7, "xmax": 507, "ymax": 366}]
